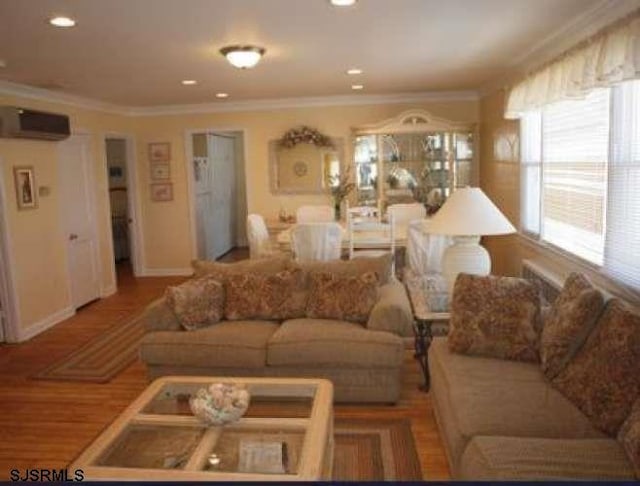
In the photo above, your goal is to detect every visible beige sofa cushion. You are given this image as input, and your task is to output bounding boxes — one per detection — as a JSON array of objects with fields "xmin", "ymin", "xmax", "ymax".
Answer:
[
  {"xmin": 448, "ymin": 274, "xmax": 540, "ymax": 363},
  {"xmin": 224, "ymin": 269, "xmax": 306, "ymax": 321},
  {"xmin": 289, "ymin": 253, "xmax": 393, "ymax": 285},
  {"xmin": 267, "ymin": 318, "xmax": 404, "ymax": 368},
  {"xmin": 140, "ymin": 320, "xmax": 279, "ymax": 368},
  {"xmin": 540, "ymin": 273, "xmax": 604, "ymax": 379},
  {"xmin": 306, "ymin": 271, "xmax": 378, "ymax": 323},
  {"xmin": 165, "ymin": 276, "xmax": 224, "ymax": 331},
  {"xmin": 367, "ymin": 281, "xmax": 414, "ymax": 337},
  {"xmin": 552, "ymin": 299, "xmax": 640, "ymax": 436},
  {"xmin": 618, "ymin": 398, "xmax": 640, "ymax": 478},
  {"xmin": 191, "ymin": 256, "xmax": 290, "ymax": 279},
  {"xmin": 460, "ymin": 436, "xmax": 635, "ymax": 480}
]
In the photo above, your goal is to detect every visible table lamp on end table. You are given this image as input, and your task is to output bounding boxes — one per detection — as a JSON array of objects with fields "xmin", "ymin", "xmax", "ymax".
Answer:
[{"xmin": 427, "ymin": 187, "xmax": 516, "ymax": 293}]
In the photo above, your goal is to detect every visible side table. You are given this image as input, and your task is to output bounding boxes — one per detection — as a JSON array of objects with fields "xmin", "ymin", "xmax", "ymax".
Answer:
[{"xmin": 404, "ymin": 276, "xmax": 450, "ymax": 392}]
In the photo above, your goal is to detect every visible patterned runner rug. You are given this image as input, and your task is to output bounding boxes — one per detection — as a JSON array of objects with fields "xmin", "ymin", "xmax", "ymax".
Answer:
[{"xmin": 32, "ymin": 315, "xmax": 144, "ymax": 382}]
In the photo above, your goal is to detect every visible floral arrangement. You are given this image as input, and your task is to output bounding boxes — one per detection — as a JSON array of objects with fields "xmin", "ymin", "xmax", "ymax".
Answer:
[
  {"xmin": 189, "ymin": 383, "xmax": 250, "ymax": 425},
  {"xmin": 278, "ymin": 126, "xmax": 334, "ymax": 149},
  {"xmin": 328, "ymin": 166, "xmax": 355, "ymax": 208}
]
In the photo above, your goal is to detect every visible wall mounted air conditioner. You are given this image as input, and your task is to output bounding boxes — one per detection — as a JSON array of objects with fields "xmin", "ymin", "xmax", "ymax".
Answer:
[{"xmin": 0, "ymin": 106, "xmax": 70, "ymax": 141}]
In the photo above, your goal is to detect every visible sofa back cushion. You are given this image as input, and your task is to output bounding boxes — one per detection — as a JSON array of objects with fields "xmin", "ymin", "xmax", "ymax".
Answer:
[
  {"xmin": 165, "ymin": 276, "xmax": 224, "ymax": 331},
  {"xmin": 191, "ymin": 256, "xmax": 290, "ymax": 279},
  {"xmin": 540, "ymin": 273, "xmax": 605, "ymax": 379},
  {"xmin": 618, "ymin": 398, "xmax": 640, "ymax": 479},
  {"xmin": 448, "ymin": 274, "xmax": 540, "ymax": 362},
  {"xmin": 306, "ymin": 271, "xmax": 378, "ymax": 323},
  {"xmin": 224, "ymin": 269, "xmax": 306, "ymax": 321},
  {"xmin": 290, "ymin": 253, "xmax": 393, "ymax": 285},
  {"xmin": 552, "ymin": 298, "xmax": 640, "ymax": 436}
]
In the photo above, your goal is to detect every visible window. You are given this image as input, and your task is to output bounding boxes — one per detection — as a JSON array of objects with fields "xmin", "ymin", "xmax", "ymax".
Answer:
[{"xmin": 520, "ymin": 80, "xmax": 640, "ymax": 291}]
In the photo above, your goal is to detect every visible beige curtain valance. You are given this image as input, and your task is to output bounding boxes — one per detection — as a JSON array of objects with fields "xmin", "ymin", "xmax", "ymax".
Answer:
[{"xmin": 505, "ymin": 13, "xmax": 640, "ymax": 119}]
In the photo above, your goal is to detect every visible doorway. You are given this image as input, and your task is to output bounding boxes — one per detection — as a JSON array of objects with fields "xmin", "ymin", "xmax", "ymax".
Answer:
[
  {"xmin": 105, "ymin": 137, "xmax": 139, "ymax": 283},
  {"xmin": 189, "ymin": 131, "xmax": 248, "ymax": 261},
  {"xmin": 0, "ymin": 160, "xmax": 19, "ymax": 342}
]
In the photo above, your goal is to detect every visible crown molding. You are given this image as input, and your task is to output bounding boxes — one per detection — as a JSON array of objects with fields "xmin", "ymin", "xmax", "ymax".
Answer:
[
  {"xmin": 126, "ymin": 91, "xmax": 479, "ymax": 116},
  {"xmin": 0, "ymin": 80, "xmax": 128, "ymax": 115},
  {"xmin": 0, "ymin": 79, "xmax": 478, "ymax": 117},
  {"xmin": 478, "ymin": 0, "xmax": 640, "ymax": 97}
]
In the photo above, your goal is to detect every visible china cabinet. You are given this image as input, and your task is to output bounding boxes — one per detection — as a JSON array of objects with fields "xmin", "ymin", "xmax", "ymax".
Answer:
[{"xmin": 352, "ymin": 110, "xmax": 476, "ymax": 213}]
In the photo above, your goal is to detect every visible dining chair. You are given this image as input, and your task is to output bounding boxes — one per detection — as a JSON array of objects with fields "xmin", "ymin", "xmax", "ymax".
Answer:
[
  {"xmin": 386, "ymin": 202, "xmax": 426, "ymax": 225},
  {"xmin": 348, "ymin": 212, "xmax": 396, "ymax": 273},
  {"xmin": 290, "ymin": 222, "xmax": 343, "ymax": 261},
  {"xmin": 406, "ymin": 219, "xmax": 453, "ymax": 276},
  {"xmin": 246, "ymin": 214, "xmax": 278, "ymax": 259},
  {"xmin": 296, "ymin": 205, "xmax": 335, "ymax": 223}
]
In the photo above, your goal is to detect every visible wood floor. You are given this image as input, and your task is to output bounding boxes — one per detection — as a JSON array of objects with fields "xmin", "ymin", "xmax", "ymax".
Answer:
[{"xmin": 0, "ymin": 256, "xmax": 451, "ymax": 480}]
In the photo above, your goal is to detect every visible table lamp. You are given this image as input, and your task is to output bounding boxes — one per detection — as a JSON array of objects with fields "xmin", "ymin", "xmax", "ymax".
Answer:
[{"xmin": 427, "ymin": 187, "xmax": 516, "ymax": 293}]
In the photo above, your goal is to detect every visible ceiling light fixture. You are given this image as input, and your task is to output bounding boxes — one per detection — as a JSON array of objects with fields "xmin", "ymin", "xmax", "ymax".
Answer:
[
  {"xmin": 219, "ymin": 45, "xmax": 266, "ymax": 69},
  {"xmin": 347, "ymin": 68, "xmax": 363, "ymax": 75},
  {"xmin": 216, "ymin": 93, "xmax": 229, "ymax": 98},
  {"xmin": 0, "ymin": 60, "xmax": 6, "ymax": 68},
  {"xmin": 330, "ymin": 0, "xmax": 357, "ymax": 6},
  {"xmin": 181, "ymin": 80, "xmax": 197, "ymax": 85},
  {"xmin": 49, "ymin": 16, "xmax": 76, "ymax": 27},
  {"xmin": 351, "ymin": 84, "xmax": 364, "ymax": 90}
]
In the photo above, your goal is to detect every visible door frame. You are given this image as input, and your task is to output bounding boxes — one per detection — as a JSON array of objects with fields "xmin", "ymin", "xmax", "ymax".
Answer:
[
  {"xmin": 0, "ymin": 157, "xmax": 21, "ymax": 342},
  {"xmin": 102, "ymin": 133, "xmax": 144, "ymax": 279},
  {"xmin": 184, "ymin": 127, "xmax": 249, "ymax": 261}
]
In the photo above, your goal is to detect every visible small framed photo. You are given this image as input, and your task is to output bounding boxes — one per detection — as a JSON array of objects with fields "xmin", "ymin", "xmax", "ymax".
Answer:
[
  {"xmin": 150, "ymin": 182, "xmax": 173, "ymax": 202},
  {"xmin": 13, "ymin": 166, "xmax": 38, "ymax": 210},
  {"xmin": 148, "ymin": 142, "xmax": 171, "ymax": 162},
  {"xmin": 150, "ymin": 162, "xmax": 171, "ymax": 180}
]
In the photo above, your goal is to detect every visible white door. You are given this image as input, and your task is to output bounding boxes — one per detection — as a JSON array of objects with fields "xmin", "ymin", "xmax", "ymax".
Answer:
[
  {"xmin": 59, "ymin": 134, "xmax": 100, "ymax": 308},
  {"xmin": 208, "ymin": 134, "xmax": 236, "ymax": 258}
]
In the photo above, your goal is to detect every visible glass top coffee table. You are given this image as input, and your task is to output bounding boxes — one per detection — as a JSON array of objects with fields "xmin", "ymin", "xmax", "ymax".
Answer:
[{"xmin": 71, "ymin": 376, "xmax": 334, "ymax": 481}]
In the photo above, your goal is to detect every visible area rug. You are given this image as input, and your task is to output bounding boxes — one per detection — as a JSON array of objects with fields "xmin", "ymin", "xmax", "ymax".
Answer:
[
  {"xmin": 333, "ymin": 418, "xmax": 422, "ymax": 480},
  {"xmin": 32, "ymin": 315, "xmax": 144, "ymax": 383}
]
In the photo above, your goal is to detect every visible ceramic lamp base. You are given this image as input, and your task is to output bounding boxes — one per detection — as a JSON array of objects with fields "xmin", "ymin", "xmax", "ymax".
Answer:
[{"xmin": 442, "ymin": 235, "xmax": 491, "ymax": 294}]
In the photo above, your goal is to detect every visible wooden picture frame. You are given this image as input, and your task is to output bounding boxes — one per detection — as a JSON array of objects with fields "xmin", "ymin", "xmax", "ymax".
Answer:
[
  {"xmin": 148, "ymin": 142, "xmax": 171, "ymax": 162},
  {"xmin": 150, "ymin": 162, "xmax": 170, "ymax": 180},
  {"xmin": 150, "ymin": 182, "xmax": 173, "ymax": 202},
  {"xmin": 13, "ymin": 166, "xmax": 38, "ymax": 210}
]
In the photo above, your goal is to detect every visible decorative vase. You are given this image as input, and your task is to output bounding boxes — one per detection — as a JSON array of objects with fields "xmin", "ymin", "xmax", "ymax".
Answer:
[{"xmin": 334, "ymin": 202, "xmax": 341, "ymax": 221}]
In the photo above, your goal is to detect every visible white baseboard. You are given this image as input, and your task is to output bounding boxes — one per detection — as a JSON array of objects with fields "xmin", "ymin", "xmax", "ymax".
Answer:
[
  {"xmin": 101, "ymin": 284, "xmax": 117, "ymax": 298},
  {"xmin": 140, "ymin": 267, "xmax": 193, "ymax": 277},
  {"xmin": 17, "ymin": 306, "xmax": 75, "ymax": 342}
]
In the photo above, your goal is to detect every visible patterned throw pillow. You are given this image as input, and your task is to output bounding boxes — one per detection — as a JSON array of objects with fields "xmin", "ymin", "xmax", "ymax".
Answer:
[
  {"xmin": 619, "ymin": 398, "xmax": 640, "ymax": 479},
  {"xmin": 224, "ymin": 269, "xmax": 306, "ymax": 321},
  {"xmin": 306, "ymin": 271, "xmax": 379, "ymax": 324},
  {"xmin": 165, "ymin": 276, "xmax": 224, "ymax": 331},
  {"xmin": 540, "ymin": 273, "xmax": 605, "ymax": 379},
  {"xmin": 291, "ymin": 254, "xmax": 393, "ymax": 285},
  {"xmin": 448, "ymin": 274, "xmax": 540, "ymax": 362},
  {"xmin": 552, "ymin": 299, "xmax": 640, "ymax": 436}
]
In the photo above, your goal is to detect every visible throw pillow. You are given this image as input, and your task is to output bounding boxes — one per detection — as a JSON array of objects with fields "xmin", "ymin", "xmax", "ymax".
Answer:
[
  {"xmin": 224, "ymin": 269, "xmax": 306, "ymax": 321},
  {"xmin": 552, "ymin": 299, "xmax": 640, "ymax": 436},
  {"xmin": 540, "ymin": 273, "xmax": 605, "ymax": 379},
  {"xmin": 290, "ymin": 253, "xmax": 393, "ymax": 285},
  {"xmin": 191, "ymin": 256, "xmax": 290, "ymax": 279},
  {"xmin": 306, "ymin": 271, "xmax": 378, "ymax": 324},
  {"xmin": 618, "ymin": 398, "xmax": 640, "ymax": 479},
  {"xmin": 165, "ymin": 276, "xmax": 224, "ymax": 331},
  {"xmin": 448, "ymin": 273, "xmax": 540, "ymax": 362}
]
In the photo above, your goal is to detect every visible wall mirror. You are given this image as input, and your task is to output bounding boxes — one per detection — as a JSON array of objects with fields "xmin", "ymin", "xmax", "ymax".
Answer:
[{"xmin": 269, "ymin": 137, "xmax": 343, "ymax": 194}]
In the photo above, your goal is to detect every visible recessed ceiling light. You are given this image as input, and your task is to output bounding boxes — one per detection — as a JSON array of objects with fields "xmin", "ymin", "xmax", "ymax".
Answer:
[
  {"xmin": 347, "ymin": 68, "xmax": 363, "ymax": 75},
  {"xmin": 0, "ymin": 60, "xmax": 6, "ymax": 68},
  {"xmin": 181, "ymin": 80, "xmax": 197, "ymax": 85},
  {"xmin": 220, "ymin": 45, "xmax": 265, "ymax": 69},
  {"xmin": 216, "ymin": 93, "xmax": 229, "ymax": 99},
  {"xmin": 351, "ymin": 84, "xmax": 364, "ymax": 90},
  {"xmin": 49, "ymin": 16, "xmax": 76, "ymax": 27},
  {"xmin": 330, "ymin": 0, "xmax": 357, "ymax": 6}
]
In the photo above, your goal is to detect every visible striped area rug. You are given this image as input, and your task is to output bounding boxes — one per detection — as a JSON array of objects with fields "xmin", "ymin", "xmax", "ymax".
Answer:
[{"xmin": 32, "ymin": 316, "xmax": 144, "ymax": 383}]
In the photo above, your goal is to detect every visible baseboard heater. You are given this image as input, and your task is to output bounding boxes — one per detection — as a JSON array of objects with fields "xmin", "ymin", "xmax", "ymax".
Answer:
[{"xmin": 521, "ymin": 259, "xmax": 563, "ymax": 304}]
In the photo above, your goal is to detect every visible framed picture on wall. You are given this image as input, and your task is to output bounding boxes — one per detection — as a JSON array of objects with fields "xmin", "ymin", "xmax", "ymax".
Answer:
[
  {"xmin": 13, "ymin": 166, "xmax": 38, "ymax": 210},
  {"xmin": 150, "ymin": 162, "xmax": 170, "ymax": 180},
  {"xmin": 148, "ymin": 142, "xmax": 171, "ymax": 162},
  {"xmin": 150, "ymin": 182, "xmax": 173, "ymax": 202}
]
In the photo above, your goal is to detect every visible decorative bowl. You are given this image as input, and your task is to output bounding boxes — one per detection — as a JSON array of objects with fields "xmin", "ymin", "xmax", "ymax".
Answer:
[{"xmin": 189, "ymin": 383, "xmax": 251, "ymax": 425}]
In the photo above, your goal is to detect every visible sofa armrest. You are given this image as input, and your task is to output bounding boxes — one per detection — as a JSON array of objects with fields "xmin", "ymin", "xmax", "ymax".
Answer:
[
  {"xmin": 367, "ymin": 281, "xmax": 414, "ymax": 337},
  {"xmin": 138, "ymin": 298, "xmax": 181, "ymax": 332}
]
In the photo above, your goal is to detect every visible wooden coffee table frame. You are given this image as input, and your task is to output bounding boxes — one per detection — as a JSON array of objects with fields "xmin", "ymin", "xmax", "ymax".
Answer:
[{"xmin": 71, "ymin": 376, "xmax": 334, "ymax": 481}]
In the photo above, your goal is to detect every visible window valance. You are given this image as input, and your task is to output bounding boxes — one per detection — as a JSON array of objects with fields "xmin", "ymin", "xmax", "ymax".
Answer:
[{"xmin": 505, "ymin": 12, "xmax": 640, "ymax": 119}]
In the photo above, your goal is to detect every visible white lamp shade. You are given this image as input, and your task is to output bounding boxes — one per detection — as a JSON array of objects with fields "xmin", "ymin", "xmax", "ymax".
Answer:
[{"xmin": 427, "ymin": 187, "xmax": 516, "ymax": 236}]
